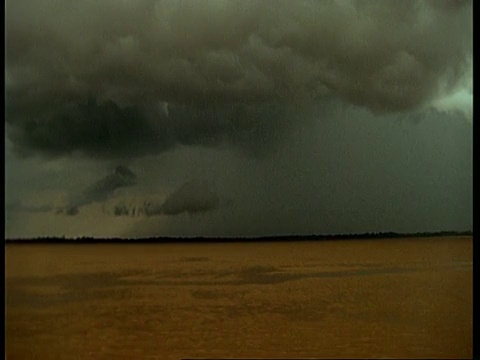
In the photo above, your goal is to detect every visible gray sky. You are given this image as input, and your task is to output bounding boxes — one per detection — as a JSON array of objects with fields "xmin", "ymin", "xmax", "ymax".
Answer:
[{"xmin": 5, "ymin": 0, "xmax": 472, "ymax": 238}]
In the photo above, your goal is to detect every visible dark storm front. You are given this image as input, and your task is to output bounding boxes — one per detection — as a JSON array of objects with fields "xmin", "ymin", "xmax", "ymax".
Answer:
[
  {"xmin": 6, "ymin": 237, "xmax": 472, "ymax": 359},
  {"xmin": 5, "ymin": 1, "xmax": 473, "ymax": 240}
]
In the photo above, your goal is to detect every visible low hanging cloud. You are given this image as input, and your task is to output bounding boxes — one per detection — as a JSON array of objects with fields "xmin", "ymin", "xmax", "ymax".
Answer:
[
  {"xmin": 6, "ymin": 98, "xmax": 290, "ymax": 158},
  {"xmin": 6, "ymin": 200, "xmax": 54, "ymax": 214},
  {"xmin": 59, "ymin": 165, "xmax": 137, "ymax": 215},
  {"xmin": 160, "ymin": 180, "xmax": 221, "ymax": 216},
  {"xmin": 108, "ymin": 180, "xmax": 226, "ymax": 218},
  {"xmin": 5, "ymin": 0, "xmax": 472, "ymax": 159}
]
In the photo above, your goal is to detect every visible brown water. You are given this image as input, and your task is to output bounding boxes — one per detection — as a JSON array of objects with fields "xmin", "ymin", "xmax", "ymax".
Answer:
[{"xmin": 6, "ymin": 237, "xmax": 472, "ymax": 359}]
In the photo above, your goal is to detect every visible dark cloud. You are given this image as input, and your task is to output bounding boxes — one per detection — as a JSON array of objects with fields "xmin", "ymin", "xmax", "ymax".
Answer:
[
  {"xmin": 121, "ymin": 105, "xmax": 472, "ymax": 238},
  {"xmin": 6, "ymin": 98, "xmax": 293, "ymax": 158},
  {"xmin": 160, "ymin": 180, "xmax": 221, "ymax": 216},
  {"xmin": 112, "ymin": 202, "xmax": 136, "ymax": 217},
  {"xmin": 108, "ymin": 180, "xmax": 226, "ymax": 218},
  {"xmin": 4, "ymin": 102, "xmax": 472, "ymax": 238},
  {"xmin": 3, "ymin": 1, "xmax": 472, "ymax": 239},
  {"xmin": 60, "ymin": 165, "xmax": 137, "ymax": 215},
  {"xmin": 6, "ymin": 98, "xmax": 162, "ymax": 158},
  {"xmin": 5, "ymin": 0, "xmax": 472, "ymax": 159}
]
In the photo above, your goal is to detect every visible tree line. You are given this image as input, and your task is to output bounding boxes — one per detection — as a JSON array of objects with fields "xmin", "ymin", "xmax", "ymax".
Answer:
[{"xmin": 5, "ymin": 230, "xmax": 473, "ymax": 244}]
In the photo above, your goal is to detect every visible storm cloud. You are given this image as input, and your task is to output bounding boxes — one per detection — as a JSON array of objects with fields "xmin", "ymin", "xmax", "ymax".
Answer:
[
  {"xmin": 60, "ymin": 165, "xmax": 137, "ymax": 215},
  {"xmin": 6, "ymin": 97, "xmax": 291, "ymax": 158},
  {"xmin": 5, "ymin": 0, "xmax": 472, "ymax": 158},
  {"xmin": 160, "ymin": 180, "xmax": 222, "ymax": 216},
  {"xmin": 109, "ymin": 180, "xmax": 224, "ymax": 218},
  {"xmin": 6, "ymin": 200, "xmax": 54, "ymax": 214},
  {"xmin": 4, "ymin": 1, "xmax": 472, "ymax": 239}
]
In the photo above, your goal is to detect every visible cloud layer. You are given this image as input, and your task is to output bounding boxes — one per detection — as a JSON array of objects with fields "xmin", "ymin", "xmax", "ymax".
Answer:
[
  {"xmin": 60, "ymin": 166, "xmax": 137, "ymax": 215},
  {"xmin": 110, "ymin": 180, "xmax": 224, "ymax": 218},
  {"xmin": 6, "ymin": 0, "xmax": 472, "ymax": 158},
  {"xmin": 6, "ymin": 200, "xmax": 54, "ymax": 214}
]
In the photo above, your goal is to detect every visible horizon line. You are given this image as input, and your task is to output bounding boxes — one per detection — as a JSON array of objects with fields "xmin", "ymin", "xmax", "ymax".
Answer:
[{"xmin": 5, "ymin": 230, "xmax": 473, "ymax": 243}]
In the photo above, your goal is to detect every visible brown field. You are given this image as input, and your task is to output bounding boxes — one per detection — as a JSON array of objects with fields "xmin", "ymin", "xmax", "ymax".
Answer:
[{"xmin": 6, "ymin": 236, "xmax": 472, "ymax": 359}]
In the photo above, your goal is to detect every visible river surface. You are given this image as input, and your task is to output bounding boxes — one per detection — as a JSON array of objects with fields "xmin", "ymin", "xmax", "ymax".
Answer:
[{"xmin": 6, "ymin": 236, "xmax": 472, "ymax": 359}]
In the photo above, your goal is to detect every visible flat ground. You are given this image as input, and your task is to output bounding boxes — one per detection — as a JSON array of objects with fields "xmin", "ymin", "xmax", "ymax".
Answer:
[{"xmin": 6, "ymin": 236, "xmax": 472, "ymax": 359}]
